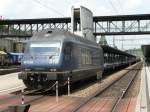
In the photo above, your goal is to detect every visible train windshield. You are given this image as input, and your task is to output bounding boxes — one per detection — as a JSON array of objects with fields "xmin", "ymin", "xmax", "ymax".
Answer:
[{"xmin": 29, "ymin": 42, "xmax": 60, "ymax": 54}]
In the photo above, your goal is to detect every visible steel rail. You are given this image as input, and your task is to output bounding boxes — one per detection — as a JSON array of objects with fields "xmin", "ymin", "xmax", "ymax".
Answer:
[
  {"xmin": 70, "ymin": 62, "xmax": 142, "ymax": 112},
  {"xmin": 111, "ymin": 63, "xmax": 142, "ymax": 112}
]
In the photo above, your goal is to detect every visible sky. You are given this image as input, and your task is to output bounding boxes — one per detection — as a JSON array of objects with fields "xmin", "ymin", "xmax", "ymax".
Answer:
[
  {"xmin": 0, "ymin": 0, "xmax": 149, "ymax": 18},
  {"xmin": 1, "ymin": 0, "xmax": 150, "ymax": 50}
]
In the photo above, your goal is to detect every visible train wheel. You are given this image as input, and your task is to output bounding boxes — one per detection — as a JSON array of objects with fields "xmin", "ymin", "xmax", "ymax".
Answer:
[
  {"xmin": 23, "ymin": 80, "xmax": 35, "ymax": 90},
  {"xmin": 23, "ymin": 79, "xmax": 55, "ymax": 90}
]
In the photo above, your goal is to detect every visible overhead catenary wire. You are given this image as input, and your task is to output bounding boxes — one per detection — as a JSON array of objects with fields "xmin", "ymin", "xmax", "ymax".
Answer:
[
  {"xmin": 115, "ymin": 38, "xmax": 150, "ymax": 41},
  {"xmin": 64, "ymin": 0, "xmax": 72, "ymax": 5},
  {"xmin": 105, "ymin": 0, "xmax": 120, "ymax": 49},
  {"xmin": 106, "ymin": 0, "xmax": 119, "ymax": 14},
  {"xmin": 33, "ymin": 0, "xmax": 65, "ymax": 17},
  {"xmin": 46, "ymin": 0, "xmax": 72, "ymax": 10},
  {"xmin": 114, "ymin": 0, "xmax": 124, "ymax": 13},
  {"xmin": 105, "ymin": 0, "xmax": 125, "ymax": 49}
]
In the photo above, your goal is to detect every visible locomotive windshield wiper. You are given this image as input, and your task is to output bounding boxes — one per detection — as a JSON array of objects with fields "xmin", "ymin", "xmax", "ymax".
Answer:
[{"xmin": 49, "ymin": 55, "xmax": 54, "ymax": 59}]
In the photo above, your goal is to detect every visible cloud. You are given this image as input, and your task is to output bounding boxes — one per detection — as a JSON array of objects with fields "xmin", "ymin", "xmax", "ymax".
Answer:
[
  {"xmin": 124, "ymin": 0, "xmax": 143, "ymax": 12},
  {"xmin": 0, "ymin": 0, "xmax": 35, "ymax": 19},
  {"xmin": 69, "ymin": 0, "xmax": 113, "ymax": 16},
  {"xmin": 0, "ymin": 0, "xmax": 70, "ymax": 19},
  {"xmin": 0, "ymin": 0, "xmax": 145, "ymax": 19},
  {"xmin": 0, "ymin": 0, "xmax": 13, "ymax": 16}
]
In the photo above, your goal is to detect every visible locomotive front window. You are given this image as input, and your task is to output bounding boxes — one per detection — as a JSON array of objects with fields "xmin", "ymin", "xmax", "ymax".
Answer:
[{"xmin": 29, "ymin": 42, "xmax": 60, "ymax": 54}]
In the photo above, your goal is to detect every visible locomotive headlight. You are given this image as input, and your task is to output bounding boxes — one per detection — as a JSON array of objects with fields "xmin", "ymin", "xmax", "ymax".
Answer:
[
  {"xmin": 23, "ymin": 60, "xmax": 33, "ymax": 64},
  {"xmin": 50, "ymin": 69, "xmax": 56, "ymax": 72},
  {"xmin": 48, "ymin": 56, "xmax": 59, "ymax": 64},
  {"xmin": 53, "ymin": 69, "xmax": 56, "ymax": 72}
]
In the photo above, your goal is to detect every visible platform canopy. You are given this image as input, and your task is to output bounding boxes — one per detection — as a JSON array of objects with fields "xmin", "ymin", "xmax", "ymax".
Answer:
[{"xmin": 0, "ymin": 51, "xmax": 7, "ymax": 55}]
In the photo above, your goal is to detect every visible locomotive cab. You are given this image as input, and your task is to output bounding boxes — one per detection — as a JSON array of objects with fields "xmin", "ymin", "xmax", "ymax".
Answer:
[
  {"xmin": 22, "ymin": 41, "xmax": 62, "ymax": 71},
  {"xmin": 19, "ymin": 41, "xmax": 63, "ymax": 89}
]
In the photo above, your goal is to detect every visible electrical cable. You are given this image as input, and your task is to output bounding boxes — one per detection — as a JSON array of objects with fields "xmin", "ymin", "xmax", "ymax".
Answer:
[
  {"xmin": 33, "ymin": 0, "xmax": 65, "ymax": 17},
  {"xmin": 106, "ymin": 0, "xmax": 119, "ymax": 14},
  {"xmin": 114, "ymin": 0, "xmax": 124, "ymax": 13}
]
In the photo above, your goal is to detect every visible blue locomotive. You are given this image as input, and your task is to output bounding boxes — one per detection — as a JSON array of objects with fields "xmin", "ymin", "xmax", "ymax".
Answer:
[{"xmin": 19, "ymin": 29, "xmax": 104, "ymax": 89}]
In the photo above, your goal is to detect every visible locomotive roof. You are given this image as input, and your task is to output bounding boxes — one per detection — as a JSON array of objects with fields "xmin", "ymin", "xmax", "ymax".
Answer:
[{"xmin": 29, "ymin": 29, "xmax": 99, "ymax": 48}]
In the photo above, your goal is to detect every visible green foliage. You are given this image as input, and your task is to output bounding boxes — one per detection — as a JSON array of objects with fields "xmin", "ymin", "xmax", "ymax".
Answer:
[
  {"xmin": 99, "ymin": 35, "xmax": 108, "ymax": 45},
  {"xmin": 0, "ymin": 25, "xmax": 4, "ymax": 30},
  {"xmin": 3, "ymin": 47, "xmax": 7, "ymax": 53}
]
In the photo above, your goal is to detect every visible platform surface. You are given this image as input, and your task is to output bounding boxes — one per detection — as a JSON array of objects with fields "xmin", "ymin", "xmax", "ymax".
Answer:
[
  {"xmin": 0, "ymin": 72, "xmax": 25, "ymax": 95},
  {"xmin": 135, "ymin": 64, "xmax": 149, "ymax": 112}
]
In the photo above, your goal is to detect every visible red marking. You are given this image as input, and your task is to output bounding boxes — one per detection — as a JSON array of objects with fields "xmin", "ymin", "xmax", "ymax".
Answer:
[
  {"xmin": 29, "ymin": 97, "xmax": 57, "ymax": 111},
  {"xmin": 78, "ymin": 97, "xmax": 116, "ymax": 112},
  {"xmin": 80, "ymin": 98, "xmax": 108, "ymax": 112},
  {"xmin": 29, "ymin": 97, "xmax": 84, "ymax": 112},
  {"xmin": 0, "ymin": 94, "xmax": 13, "ymax": 100},
  {"xmin": 2, "ymin": 96, "xmax": 136, "ymax": 112},
  {"xmin": 127, "ymin": 98, "xmax": 137, "ymax": 112},
  {"xmin": 116, "ymin": 97, "xmax": 137, "ymax": 112},
  {"xmin": 99, "ymin": 98, "xmax": 115, "ymax": 112},
  {"xmin": 117, "ymin": 98, "xmax": 131, "ymax": 112},
  {"xmin": 78, "ymin": 98, "xmax": 100, "ymax": 112}
]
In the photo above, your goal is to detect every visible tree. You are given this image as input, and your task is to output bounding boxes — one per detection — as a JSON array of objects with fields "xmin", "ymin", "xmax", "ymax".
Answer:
[
  {"xmin": 3, "ymin": 47, "xmax": 7, "ymax": 53},
  {"xmin": 99, "ymin": 35, "xmax": 108, "ymax": 45}
]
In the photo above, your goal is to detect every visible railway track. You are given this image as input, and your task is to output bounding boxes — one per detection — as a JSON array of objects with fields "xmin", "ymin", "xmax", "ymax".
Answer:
[
  {"xmin": 69, "ymin": 62, "xmax": 142, "ymax": 112},
  {"xmin": 0, "ymin": 62, "xmax": 142, "ymax": 112},
  {"xmin": 111, "ymin": 63, "xmax": 141, "ymax": 112}
]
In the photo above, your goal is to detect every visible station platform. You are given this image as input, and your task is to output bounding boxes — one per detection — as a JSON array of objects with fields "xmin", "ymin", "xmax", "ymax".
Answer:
[
  {"xmin": 135, "ymin": 64, "xmax": 150, "ymax": 112},
  {"xmin": 0, "ymin": 63, "xmax": 150, "ymax": 112}
]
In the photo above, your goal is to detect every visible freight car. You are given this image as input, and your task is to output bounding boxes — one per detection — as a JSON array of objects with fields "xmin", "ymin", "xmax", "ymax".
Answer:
[{"xmin": 18, "ymin": 29, "xmax": 137, "ymax": 90}]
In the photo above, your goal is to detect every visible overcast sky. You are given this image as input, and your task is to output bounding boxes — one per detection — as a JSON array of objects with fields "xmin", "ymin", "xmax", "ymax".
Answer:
[
  {"xmin": 1, "ymin": 0, "xmax": 150, "ymax": 50},
  {"xmin": 0, "ymin": 0, "xmax": 149, "ymax": 18}
]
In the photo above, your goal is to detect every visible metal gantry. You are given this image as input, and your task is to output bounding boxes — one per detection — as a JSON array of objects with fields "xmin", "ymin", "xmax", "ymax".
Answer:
[
  {"xmin": 93, "ymin": 14, "xmax": 150, "ymax": 36},
  {"xmin": 1, "ymin": 14, "xmax": 150, "ymax": 38},
  {"xmin": 0, "ymin": 18, "xmax": 71, "ymax": 38}
]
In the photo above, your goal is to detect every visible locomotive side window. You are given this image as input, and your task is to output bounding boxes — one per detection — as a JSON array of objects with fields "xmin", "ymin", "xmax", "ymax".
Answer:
[
  {"xmin": 64, "ymin": 46, "xmax": 72, "ymax": 61},
  {"xmin": 81, "ymin": 48, "xmax": 92, "ymax": 65},
  {"xmin": 81, "ymin": 49, "xmax": 85, "ymax": 64}
]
